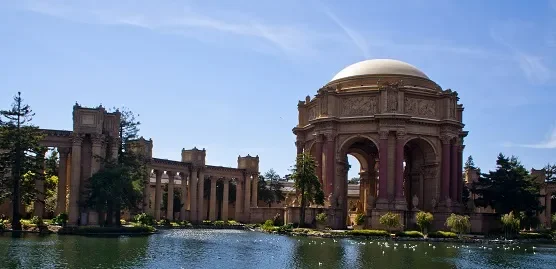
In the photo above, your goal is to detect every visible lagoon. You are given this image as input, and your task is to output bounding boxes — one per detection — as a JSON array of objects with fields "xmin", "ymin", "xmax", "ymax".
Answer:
[{"xmin": 1, "ymin": 230, "xmax": 556, "ymax": 269}]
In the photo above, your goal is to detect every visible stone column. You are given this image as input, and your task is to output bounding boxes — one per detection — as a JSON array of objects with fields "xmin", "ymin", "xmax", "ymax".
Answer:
[
  {"xmin": 56, "ymin": 147, "xmax": 70, "ymax": 215},
  {"xmin": 197, "ymin": 170, "xmax": 205, "ymax": 221},
  {"xmin": 154, "ymin": 170, "xmax": 163, "ymax": 221},
  {"xmin": 315, "ymin": 135, "xmax": 324, "ymax": 185},
  {"xmin": 68, "ymin": 134, "xmax": 83, "ymax": 226},
  {"xmin": 34, "ymin": 149, "xmax": 47, "ymax": 218},
  {"xmin": 180, "ymin": 172, "xmax": 188, "ymax": 221},
  {"xmin": 441, "ymin": 135, "xmax": 452, "ymax": 202},
  {"xmin": 450, "ymin": 142, "xmax": 459, "ymax": 203},
  {"xmin": 222, "ymin": 178, "xmax": 230, "ymax": 221},
  {"xmin": 251, "ymin": 174, "xmax": 258, "ymax": 207},
  {"xmin": 166, "ymin": 171, "xmax": 175, "ymax": 220},
  {"xmin": 243, "ymin": 173, "xmax": 251, "ymax": 223},
  {"xmin": 189, "ymin": 168, "xmax": 198, "ymax": 223},
  {"xmin": 359, "ymin": 171, "xmax": 369, "ymax": 212},
  {"xmin": 324, "ymin": 133, "xmax": 335, "ymax": 196},
  {"xmin": 295, "ymin": 140, "xmax": 304, "ymax": 155},
  {"xmin": 377, "ymin": 131, "xmax": 389, "ymax": 206},
  {"xmin": 546, "ymin": 194, "xmax": 552, "ymax": 227},
  {"xmin": 457, "ymin": 145, "xmax": 464, "ymax": 203},
  {"xmin": 395, "ymin": 131, "xmax": 406, "ymax": 209},
  {"xmin": 235, "ymin": 178, "xmax": 243, "ymax": 221},
  {"xmin": 209, "ymin": 176, "xmax": 218, "ymax": 221},
  {"xmin": 88, "ymin": 134, "xmax": 104, "ymax": 225},
  {"xmin": 142, "ymin": 169, "xmax": 150, "ymax": 214}
]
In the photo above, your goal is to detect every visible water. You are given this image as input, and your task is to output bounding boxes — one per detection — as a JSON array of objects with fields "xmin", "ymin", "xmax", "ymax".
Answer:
[{"xmin": 1, "ymin": 230, "xmax": 556, "ymax": 269}]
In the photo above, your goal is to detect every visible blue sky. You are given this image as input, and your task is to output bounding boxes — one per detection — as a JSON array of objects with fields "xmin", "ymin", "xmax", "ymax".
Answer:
[{"xmin": 1, "ymin": 0, "xmax": 555, "ymax": 180}]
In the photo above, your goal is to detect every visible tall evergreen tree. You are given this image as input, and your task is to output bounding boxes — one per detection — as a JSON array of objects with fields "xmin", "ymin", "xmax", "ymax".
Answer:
[
  {"xmin": 544, "ymin": 163, "xmax": 556, "ymax": 182},
  {"xmin": 472, "ymin": 153, "xmax": 542, "ymax": 216},
  {"xmin": 464, "ymin": 155, "xmax": 476, "ymax": 170},
  {"xmin": 0, "ymin": 92, "xmax": 45, "ymax": 231},
  {"xmin": 291, "ymin": 153, "xmax": 324, "ymax": 227},
  {"xmin": 258, "ymin": 169, "xmax": 285, "ymax": 207}
]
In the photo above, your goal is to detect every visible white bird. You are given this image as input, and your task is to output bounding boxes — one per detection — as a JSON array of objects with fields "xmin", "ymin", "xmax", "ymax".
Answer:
[
  {"xmin": 319, "ymin": 262, "xmax": 323, "ymax": 266},
  {"xmin": 382, "ymin": 250, "xmax": 385, "ymax": 255}
]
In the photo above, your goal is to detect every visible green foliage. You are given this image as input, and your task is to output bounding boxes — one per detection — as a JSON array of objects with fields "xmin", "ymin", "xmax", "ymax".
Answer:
[
  {"xmin": 348, "ymin": 177, "xmax": 360, "ymax": 184},
  {"xmin": 464, "ymin": 155, "xmax": 476, "ymax": 170},
  {"xmin": 472, "ymin": 154, "xmax": 542, "ymax": 217},
  {"xmin": 552, "ymin": 213, "xmax": 556, "ymax": 229},
  {"xmin": 227, "ymin": 220, "xmax": 240, "ymax": 225},
  {"xmin": 316, "ymin": 213, "xmax": 327, "ymax": 224},
  {"xmin": 501, "ymin": 212, "xmax": 520, "ymax": 238},
  {"xmin": 291, "ymin": 153, "xmax": 325, "ymax": 227},
  {"xmin": 545, "ymin": 163, "xmax": 556, "ymax": 182},
  {"xmin": 30, "ymin": 215, "xmax": 44, "ymax": 226},
  {"xmin": 518, "ymin": 231, "xmax": 553, "ymax": 240},
  {"xmin": 263, "ymin": 219, "xmax": 274, "ymax": 228},
  {"xmin": 161, "ymin": 185, "xmax": 183, "ymax": 213},
  {"xmin": 445, "ymin": 214, "xmax": 471, "ymax": 235},
  {"xmin": 379, "ymin": 212, "xmax": 401, "ymax": 232},
  {"xmin": 354, "ymin": 213, "xmax": 365, "ymax": 225},
  {"xmin": 0, "ymin": 221, "xmax": 5, "ymax": 231},
  {"xmin": 61, "ymin": 226, "xmax": 156, "ymax": 235},
  {"xmin": 415, "ymin": 211, "xmax": 434, "ymax": 233},
  {"xmin": 395, "ymin": 231, "xmax": 424, "ymax": 238},
  {"xmin": 344, "ymin": 229, "xmax": 390, "ymax": 237},
  {"xmin": 51, "ymin": 213, "xmax": 68, "ymax": 226},
  {"xmin": 202, "ymin": 220, "xmax": 212, "ymax": 225},
  {"xmin": 158, "ymin": 219, "xmax": 171, "ymax": 226},
  {"xmin": 258, "ymin": 169, "xmax": 286, "ymax": 207},
  {"xmin": 134, "ymin": 213, "xmax": 155, "ymax": 226},
  {"xmin": 0, "ymin": 92, "xmax": 46, "ymax": 231},
  {"xmin": 427, "ymin": 231, "xmax": 458, "ymax": 238},
  {"xmin": 213, "ymin": 220, "xmax": 226, "ymax": 226},
  {"xmin": 519, "ymin": 211, "xmax": 540, "ymax": 230}
]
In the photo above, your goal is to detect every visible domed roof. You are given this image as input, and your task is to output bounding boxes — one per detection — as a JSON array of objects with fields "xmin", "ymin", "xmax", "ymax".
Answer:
[{"xmin": 330, "ymin": 59, "xmax": 429, "ymax": 82}]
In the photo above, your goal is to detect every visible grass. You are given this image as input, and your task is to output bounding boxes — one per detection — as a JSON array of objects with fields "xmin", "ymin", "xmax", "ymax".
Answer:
[
  {"xmin": 395, "ymin": 231, "xmax": 425, "ymax": 238},
  {"xmin": 427, "ymin": 231, "xmax": 458, "ymax": 238},
  {"xmin": 518, "ymin": 231, "xmax": 553, "ymax": 240},
  {"xmin": 344, "ymin": 230, "xmax": 390, "ymax": 237}
]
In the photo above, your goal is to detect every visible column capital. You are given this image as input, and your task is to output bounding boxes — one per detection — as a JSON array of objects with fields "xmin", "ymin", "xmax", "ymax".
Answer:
[
  {"xmin": 154, "ymin": 169, "xmax": 164, "ymax": 177},
  {"xmin": 179, "ymin": 171, "xmax": 188, "ymax": 177},
  {"xmin": 315, "ymin": 134, "xmax": 325, "ymax": 143},
  {"xmin": 91, "ymin": 133, "xmax": 105, "ymax": 145},
  {"xmin": 166, "ymin": 171, "xmax": 175, "ymax": 177},
  {"xmin": 71, "ymin": 133, "xmax": 84, "ymax": 145},
  {"xmin": 222, "ymin": 177, "xmax": 231, "ymax": 183},
  {"xmin": 396, "ymin": 130, "xmax": 406, "ymax": 139},
  {"xmin": 379, "ymin": 130, "xmax": 389, "ymax": 140},
  {"xmin": 439, "ymin": 134, "xmax": 453, "ymax": 144},
  {"xmin": 58, "ymin": 147, "xmax": 71, "ymax": 155},
  {"xmin": 210, "ymin": 176, "xmax": 219, "ymax": 182}
]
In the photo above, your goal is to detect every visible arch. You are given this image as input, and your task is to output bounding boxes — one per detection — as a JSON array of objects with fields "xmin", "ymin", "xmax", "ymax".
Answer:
[
  {"xmin": 403, "ymin": 137, "xmax": 439, "ymax": 212},
  {"xmin": 403, "ymin": 136, "xmax": 438, "ymax": 164},
  {"xmin": 338, "ymin": 134, "xmax": 380, "ymax": 156}
]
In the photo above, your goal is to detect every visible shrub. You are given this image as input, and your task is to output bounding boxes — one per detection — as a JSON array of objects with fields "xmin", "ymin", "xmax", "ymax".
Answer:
[
  {"xmin": 213, "ymin": 220, "xmax": 225, "ymax": 226},
  {"xmin": 552, "ymin": 213, "xmax": 556, "ymax": 229},
  {"xmin": 0, "ymin": 221, "xmax": 5, "ymax": 231},
  {"xmin": 134, "ymin": 213, "xmax": 155, "ymax": 226},
  {"xmin": 31, "ymin": 216, "xmax": 44, "ymax": 226},
  {"xmin": 227, "ymin": 220, "xmax": 240, "ymax": 225},
  {"xmin": 427, "ymin": 231, "xmax": 458, "ymax": 238},
  {"xmin": 518, "ymin": 232, "xmax": 553, "ymax": 240},
  {"xmin": 316, "ymin": 213, "xmax": 327, "ymax": 224},
  {"xmin": 202, "ymin": 220, "xmax": 212, "ymax": 225},
  {"xmin": 63, "ymin": 226, "xmax": 156, "ymax": 235},
  {"xmin": 263, "ymin": 219, "xmax": 274, "ymax": 228},
  {"xmin": 354, "ymin": 213, "xmax": 365, "ymax": 226},
  {"xmin": 501, "ymin": 212, "xmax": 520, "ymax": 239},
  {"xmin": 379, "ymin": 212, "xmax": 401, "ymax": 232},
  {"xmin": 345, "ymin": 229, "xmax": 390, "ymax": 237},
  {"xmin": 415, "ymin": 211, "xmax": 434, "ymax": 233},
  {"xmin": 395, "ymin": 231, "xmax": 424, "ymax": 238},
  {"xmin": 120, "ymin": 219, "xmax": 127, "ymax": 225},
  {"xmin": 51, "ymin": 213, "xmax": 68, "ymax": 226},
  {"xmin": 445, "ymin": 214, "xmax": 470, "ymax": 235}
]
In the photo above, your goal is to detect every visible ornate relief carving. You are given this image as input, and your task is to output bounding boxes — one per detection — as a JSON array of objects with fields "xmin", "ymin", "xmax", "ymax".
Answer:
[
  {"xmin": 387, "ymin": 88, "xmax": 398, "ymax": 112},
  {"xmin": 320, "ymin": 96, "xmax": 328, "ymax": 116},
  {"xmin": 71, "ymin": 133, "xmax": 84, "ymax": 145},
  {"xmin": 448, "ymin": 99, "xmax": 455, "ymax": 119},
  {"xmin": 379, "ymin": 130, "xmax": 389, "ymax": 140},
  {"xmin": 405, "ymin": 97, "xmax": 436, "ymax": 118},
  {"xmin": 340, "ymin": 96, "xmax": 378, "ymax": 116},
  {"xmin": 308, "ymin": 106, "xmax": 317, "ymax": 121}
]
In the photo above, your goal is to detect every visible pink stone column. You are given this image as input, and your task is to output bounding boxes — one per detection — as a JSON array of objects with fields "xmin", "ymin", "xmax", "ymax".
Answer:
[
  {"xmin": 179, "ymin": 172, "xmax": 188, "ymax": 221},
  {"xmin": 222, "ymin": 178, "xmax": 230, "ymax": 221},
  {"xmin": 377, "ymin": 131, "xmax": 389, "ymax": 202},
  {"xmin": 68, "ymin": 134, "xmax": 83, "ymax": 226},
  {"xmin": 209, "ymin": 176, "xmax": 217, "ymax": 221},
  {"xmin": 56, "ymin": 147, "xmax": 70, "ymax": 215},
  {"xmin": 457, "ymin": 145, "xmax": 464, "ymax": 203},
  {"xmin": 295, "ymin": 140, "xmax": 304, "ymax": 155},
  {"xmin": 451, "ymin": 143, "xmax": 458, "ymax": 201},
  {"xmin": 166, "ymin": 171, "xmax": 175, "ymax": 221},
  {"xmin": 325, "ymin": 134, "xmax": 335, "ymax": 196},
  {"xmin": 243, "ymin": 174, "xmax": 251, "ymax": 223},
  {"xmin": 197, "ymin": 170, "xmax": 205, "ymax": 221},
  {"xmin": 34, "ymin": 149, "xmax": 47, "ymax": 218},
  {"xmin": 235, "ymin": 178, "xmax": 243, "ymax": 221},
  {"xmin": 315, "ymin": 136, "xmax": 324, "ymax": 185},
  {"xmin": 441, "ymin": 136, "xmax": 451, "ymax": 201},
  {"xmin": 154, "ymin": 170, "xmax": 163, "ymax": 221},
  {"xmin": 395, "ymin": 131, "xmax": 406, "ymax": 201},
  {"xmin": 189, "ymin": 168, "xmax": 198, "ymax": 223}
]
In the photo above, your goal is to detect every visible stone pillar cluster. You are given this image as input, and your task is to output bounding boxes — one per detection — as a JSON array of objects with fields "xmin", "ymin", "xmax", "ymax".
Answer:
[{"xmin": 440, "ymin": 134, "xmax": 464, "ymax": 207}]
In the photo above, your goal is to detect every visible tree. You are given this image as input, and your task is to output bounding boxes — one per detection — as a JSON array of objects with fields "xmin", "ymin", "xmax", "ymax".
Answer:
[
  {"xmin": 379, "ymin": 212, "xmax": 401, "ymax": 233},
  {"xmin": 291, "ymin": 153, "xmax": 324, "ymax": 227},
  {"xmin": 501, "ymin": 212, "xmax": 520, "ymax": 239},
  {"xmin": 0, "ymin": 92, "xmax": 45, "ymax": 231},
  {"xmin": 464, "ymin": 155, "xmax": 476, "ymax": 170},
  {"xmin": 445, "ymin": 213, "xmax": 470, "ymax": 235},
  {"xmin": 83, "ymin": 107, "xmax": 147, "ymax": 226},
  {"xmin": 545, "ymin": 163, "xmax": 556, "ymax": 182},
  {"xmin": 415, "ymin": 211, "xmax": 434, "ymax": 233},
  {"xmin": 258, "ymin": 169, "xmax": 285, "ymax": 207},
  {"xmin": 348, "ymin": 177, "xmax": 360, "ymax": 184},
  {"xmin": 472, "ymin": 153, "xmax": 542, "ymax": 216}
]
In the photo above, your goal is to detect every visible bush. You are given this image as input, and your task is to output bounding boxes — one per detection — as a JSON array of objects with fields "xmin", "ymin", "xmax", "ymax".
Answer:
[
  {"xmin": 379, "ymin": 212, "xmax": 401, "ymax": 232},
  {"xmin": 227, "ymin": 220, "xmax": 240, "ymax": 225},
  {"xmin": 120, "ymin": 219, "xmax": 127, "ymax": 225},
  {"xmin": 345, "ymin": 229, "xmax": 390, "ymax": 237},
  {"xmin": 63, "ymin": 226, "xmax": 156, "ymax": 235},
  {"xmin": 427, "ymin": 231, "xmax": 458, "ymax": 238},
  {"xmin": 51, "ymin": 213, "xmax": 68, "ymax": 226},
  {"xmin": 31, "ymin": 216, "xmax": 44, "ymax": 226},
  {"xmin": 134, "ymin": 213, "xmax": 155, "ymax": 226},
  {"xmin": 158, "ymin": 219, "xmax": 171, "ymax": 226},
  {"xmin": 0, "ymin": 221, "xmax": 5, "ymax": 231},
  {"xmin": 552, "ymin": 213, "xmax": 556, "ymax": 229},
  {"xmin": 263, "ymin": 219, "xmax": 274, "ymax": 228},
  {"xmin": 213, "ymin": 220, "xmax": 225, "ymax": 226},
  {"xmin": 415, "ymin": 211, "xmax": 434, "ymax": 233},
  {"xmin": 355, "ymin": 213, "xmax": 365, "ymax": 226},
  {"xmin": 501, "ymin": 212, "xmax": 520, "ymax": 239},
  {"xmin": 316, "ymin": 213, "xmax": 327, "ymax": 224},
  {"xmin": 395, "ymin": 231, "xmax": 424, "ymax": 238},
  {"xmin": 518, "ymin": 232, "xmax": 553, "ymax": 240},
  {"xmin": 202, "ymin": 220, "xmax": 212, "ymax": 225},
  {"xmin": 445, "ymin": 214, "xmax": 470, "ymax": 235}
]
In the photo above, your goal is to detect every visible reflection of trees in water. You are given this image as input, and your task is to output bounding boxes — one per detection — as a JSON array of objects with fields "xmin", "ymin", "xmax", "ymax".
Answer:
[
  {"xmin": 355, "ymin": 241, "xmax": 459, "ymax": 268},
  {"xmin": 290, "ymin": 237, "xmax": 344, "ymax": 268}
]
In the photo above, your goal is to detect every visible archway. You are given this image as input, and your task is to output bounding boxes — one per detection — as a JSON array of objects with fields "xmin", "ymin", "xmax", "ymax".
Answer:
[
  {"xmin": 402, "ymin": 138, "xmax": 437, "ymax": 212},
  {"xmin": 339, "ymin": 136, "xmax": 379, "ymax": 225}
]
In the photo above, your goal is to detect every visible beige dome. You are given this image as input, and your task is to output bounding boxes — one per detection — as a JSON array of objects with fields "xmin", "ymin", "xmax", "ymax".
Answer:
[{"xmin": 330, "ymin": 59, "xmax": 429, "ymax": 82}]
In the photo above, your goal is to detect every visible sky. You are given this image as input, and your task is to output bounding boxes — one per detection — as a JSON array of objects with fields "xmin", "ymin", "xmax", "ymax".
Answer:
[{"xmin": 1, "ymin": 0, "xmax": 555, "ymax": 180}]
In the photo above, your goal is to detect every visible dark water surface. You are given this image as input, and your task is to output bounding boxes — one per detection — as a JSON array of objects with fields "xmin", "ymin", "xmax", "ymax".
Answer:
[{"xmin": 1, "ymin": 229, "xmax": 556, "ymax": 269}]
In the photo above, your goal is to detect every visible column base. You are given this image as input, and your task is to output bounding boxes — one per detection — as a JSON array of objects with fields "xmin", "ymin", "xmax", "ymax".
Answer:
[
  {"xmin": 375, "ymin": 198, "xmax": 389, "ymax": 209},
  {"xmin": 393, "ymin": 198, "xmax": 407, "ymax": 210}
]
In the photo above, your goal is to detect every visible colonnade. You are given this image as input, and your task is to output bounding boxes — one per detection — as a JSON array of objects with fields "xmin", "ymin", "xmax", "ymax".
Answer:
[{"xmin": 150, "ymin": 168, "xmax": 259, "ymax": 223}]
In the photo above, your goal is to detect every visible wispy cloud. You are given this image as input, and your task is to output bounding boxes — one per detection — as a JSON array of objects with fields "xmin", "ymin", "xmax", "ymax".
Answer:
[
  {"xmin": 504, "ymin": 125, "xmax": 556, "ymax": 149},
  {"xmin": 490, "ymin": 22, "xmax": 552, "ymax": 84},
  {"xmin": 16, "ymin": 0, "xmax": 320, "ymax": 56},
  {"xmin": 322, "ymin": 8, "xmax": 370, "ymax": 59}
]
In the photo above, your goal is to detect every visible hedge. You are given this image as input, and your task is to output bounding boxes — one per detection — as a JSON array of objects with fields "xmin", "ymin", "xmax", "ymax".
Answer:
[
  {"xmin": 427, "ymin": 231, "xmax": 457, "ymax": 238},
  {"xmin": 345, "ymin": 230, "xmax": 390, "ymax": 237}
]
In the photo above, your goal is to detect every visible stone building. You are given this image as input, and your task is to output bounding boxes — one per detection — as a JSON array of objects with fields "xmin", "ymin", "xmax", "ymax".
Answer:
[{"xmin": 293, "ymin": 59, "xmax": 467, "ymax": 230}]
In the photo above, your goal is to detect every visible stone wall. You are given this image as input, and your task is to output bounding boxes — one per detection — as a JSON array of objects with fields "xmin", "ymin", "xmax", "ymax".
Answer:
[{"xmin": 249, "ymin": 207, "xmax": 285, "ymax": 224}]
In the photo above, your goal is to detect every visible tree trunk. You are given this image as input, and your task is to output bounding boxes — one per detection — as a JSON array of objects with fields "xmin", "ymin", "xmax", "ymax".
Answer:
[{"xmin": 299, "ymin": 187, "xmax": 306, "ymax": 227}]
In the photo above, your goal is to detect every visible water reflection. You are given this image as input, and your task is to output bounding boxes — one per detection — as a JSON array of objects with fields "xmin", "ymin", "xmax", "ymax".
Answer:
[{"xmin": 1, "ymin": 230, "xmax": 556, "ymax": 269}]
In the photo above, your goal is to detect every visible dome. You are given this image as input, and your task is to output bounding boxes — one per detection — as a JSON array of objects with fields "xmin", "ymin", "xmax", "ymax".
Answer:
[{"xmin": 330, "ymin": 59, "xmax": 429, "ymax": 82}]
